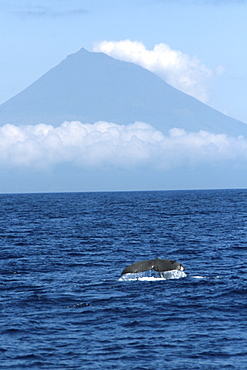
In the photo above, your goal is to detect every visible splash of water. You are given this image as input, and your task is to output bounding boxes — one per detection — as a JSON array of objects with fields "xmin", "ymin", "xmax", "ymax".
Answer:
[{"xmin": 118, "ymin": 269, "xmax": 187, "ymax": 281}]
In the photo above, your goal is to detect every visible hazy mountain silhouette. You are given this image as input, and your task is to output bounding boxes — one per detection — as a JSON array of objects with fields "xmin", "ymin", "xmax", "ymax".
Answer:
[{"xmin": 0, "ymin": 47, "xmax": 247, "ymax": 137}]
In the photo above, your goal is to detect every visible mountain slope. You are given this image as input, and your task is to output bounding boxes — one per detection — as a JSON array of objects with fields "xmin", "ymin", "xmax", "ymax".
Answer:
[{"xmin": 0, "ymin": 47, "xmax": 246, "ymax": 137}]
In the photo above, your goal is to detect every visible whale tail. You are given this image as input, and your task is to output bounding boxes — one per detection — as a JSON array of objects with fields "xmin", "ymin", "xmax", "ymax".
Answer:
[{"xmin": 121, "ymin": 258, "xmax": 185, "ymax": 275}]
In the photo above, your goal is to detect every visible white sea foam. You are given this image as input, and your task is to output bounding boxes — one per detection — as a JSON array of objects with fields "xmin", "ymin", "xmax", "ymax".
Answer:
[
  {"xmin": 191, "ymin": 275, "xmax": 221, "ymax": 280},
  {"xmin": 118, "ymin": 269, "xmax": 187, "ymax": 281}
]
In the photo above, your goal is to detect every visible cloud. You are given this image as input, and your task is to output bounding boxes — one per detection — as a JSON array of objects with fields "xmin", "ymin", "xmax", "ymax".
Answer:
[
  {"xmin": 151, "ymin": 0, "xmax": 247, "ymax": 4},
  {"xmin": 21, "ymin": 9, "xmax": 87, "ymax": 18},
  {"xmin": 1, "ymin": 121, "xmax": 247, "ymax": 171},
  {"xmin": 94, "ymin": 40, "xmax": 213, "ymax": 102},
  {"xmin": 202, "ymin": 0, "xmax": 247, "ymax": 4},
  {"xmin": 7, "ymin": 3, "xmax": 88, "ymax": 18}
]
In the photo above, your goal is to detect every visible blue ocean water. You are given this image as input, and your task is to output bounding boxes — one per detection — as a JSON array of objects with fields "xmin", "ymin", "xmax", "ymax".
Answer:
[{"xmin": 1, "ymin": 189, "xmax": 247, "ymax": 369}]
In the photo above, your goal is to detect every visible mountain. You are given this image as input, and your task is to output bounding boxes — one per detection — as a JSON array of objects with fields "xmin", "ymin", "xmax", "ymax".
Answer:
[{"xmin": 0, "ymin": 47, "xmax": 247, "ymax": 137}]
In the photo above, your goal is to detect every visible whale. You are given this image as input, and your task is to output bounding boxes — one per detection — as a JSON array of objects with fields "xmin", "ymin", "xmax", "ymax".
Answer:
[{"xmin": 121, "ymin": 258, "xmax": 185, "ymax": 276}]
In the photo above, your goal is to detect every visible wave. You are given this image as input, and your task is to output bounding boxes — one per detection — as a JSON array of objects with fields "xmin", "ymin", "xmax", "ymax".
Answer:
[{"xmin": 190, "ymin": 275, "xmax": 221, "ymax": 279}]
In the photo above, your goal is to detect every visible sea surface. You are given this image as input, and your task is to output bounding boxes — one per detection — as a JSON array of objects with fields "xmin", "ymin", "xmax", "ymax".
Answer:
[{"xmin": 1, "ymin": 189, "xmax": 247, "ymax": 369}]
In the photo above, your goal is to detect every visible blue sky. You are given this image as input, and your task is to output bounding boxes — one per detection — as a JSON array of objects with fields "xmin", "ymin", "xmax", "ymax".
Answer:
[
  {"xmin": 1, "ymin": 0, "xmax": 247, "ymax": 123},
  {"xmin": 1, "ymin": 0, "xmax": 247, "ymax": 192}
]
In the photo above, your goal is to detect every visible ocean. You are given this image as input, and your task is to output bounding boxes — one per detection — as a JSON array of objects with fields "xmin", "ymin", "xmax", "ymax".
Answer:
[{"xmin": 1, "ymin": 189, "xmax": 247, "ymax": 369}]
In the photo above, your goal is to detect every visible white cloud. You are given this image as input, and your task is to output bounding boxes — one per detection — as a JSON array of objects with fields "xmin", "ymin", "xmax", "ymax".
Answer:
[
  {"xmin": 94, "ymin": 40, "xmax": 213, "ymax": 102},
  {"xmin": 1, "ymin": 121, "xmax": 247, "ymax": 171}
]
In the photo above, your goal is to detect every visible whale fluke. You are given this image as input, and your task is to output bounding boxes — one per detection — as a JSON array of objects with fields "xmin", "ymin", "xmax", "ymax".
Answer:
[{"xmin": 121, "ymin": 258, "xmax": 185, "ymax": 275}]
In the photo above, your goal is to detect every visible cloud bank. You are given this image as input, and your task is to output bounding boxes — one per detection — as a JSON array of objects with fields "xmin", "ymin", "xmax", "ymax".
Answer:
[
  {"xmin": 94, "ymin": 40, "xmax": 212, "ymax": 102},
  {"xmin": 1, "ymin": 121, "xmax": 247, "ymax": 171}
]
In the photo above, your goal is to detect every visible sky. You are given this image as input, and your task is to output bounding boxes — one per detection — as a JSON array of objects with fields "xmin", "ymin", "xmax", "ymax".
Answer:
[
  {"xmin": 1, "ymin": 0, "xmax": 247, "ymax": 192},
  {"xmin": 1, "ymin": 0, "xmax": 247, "ymax": 122}
]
